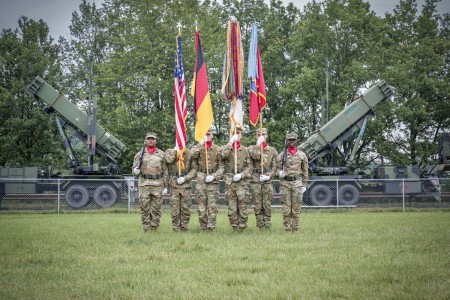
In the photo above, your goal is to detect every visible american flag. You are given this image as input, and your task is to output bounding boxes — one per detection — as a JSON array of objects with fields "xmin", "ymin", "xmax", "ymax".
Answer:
[{"xmin": 174, "ymin": 35, "xmax": 187, "ymax": 167}]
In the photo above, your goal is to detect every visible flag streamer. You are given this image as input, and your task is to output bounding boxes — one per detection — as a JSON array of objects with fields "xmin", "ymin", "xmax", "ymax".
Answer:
[
  {"xmin": 248, "ymin": 23, "xmax": 266, "ymax": 126},
  {"xmin": 222, "ymin": 19, "xmax": 244, "ymax": 133}
]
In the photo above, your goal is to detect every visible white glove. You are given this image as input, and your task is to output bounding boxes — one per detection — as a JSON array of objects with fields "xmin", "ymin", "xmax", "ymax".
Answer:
[
  {"xmin": 257, "ymin": 136, "xmax": 265, "ymax": 146},
  {"xmin": 163, "ymin": 188, "xmax": 168, "ymax": 194},
  {"xmin": 233, "ymin": 173, "xmax": 242, "ymax": 182},
  {"xmin": 176, "ymin": 177, "xmax": 185, "ymax": 185},
  {"xmin": 229, "ymin": 134, "xmax": 239, "ymax": 144},
  {"xmin": 300, "ymin": 187, "xmax": 306, "ymax": 194},
  {"xmin": 259, "ymin": 175, "xmax": 270, "ymax": 182},
  {"xmin": 279, "ymin": 170, "xmax": 285, "ymax": 179},
  {"xmin": 205, "ymin": 175, "xmax": 214, "ymax": 183},
  {"xmin": 200, "ymin": 136, "xmax": 208, "ymax": 145},
  {"xmin": 133, "ymin": 168, "xmax": 140, "ymax": 175}
]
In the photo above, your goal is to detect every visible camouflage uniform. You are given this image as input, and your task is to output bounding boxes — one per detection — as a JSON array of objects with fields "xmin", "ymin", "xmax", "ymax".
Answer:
[
  {"xmin": 132, "ymin": 132, "xmax": 168, "ymax": 232},
  {"xmin": 221, "ymin": 140, "xmax": 253, "ymax": 230},
  {"xmin": 278, "ymin": 132, "xmax": 308, "ymax": 231},
  {"xmin": 165, "ymin": 149, "xmax": 197, "ymax": 231},
  {"xmin": 248, "ymin": 129, "xmax": 278, "ymax": 229},
  {"xmin": 190, "ymin": 140, "xmax": 224, "ymax": 230}
]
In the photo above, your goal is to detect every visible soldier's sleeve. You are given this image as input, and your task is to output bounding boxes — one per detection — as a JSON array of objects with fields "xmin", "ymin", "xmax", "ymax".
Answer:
[
  {"xmin": 190, "ymin": 143, "xmax": 202, "ymax": 158},
  {"xmin": 248, "ymin": 145, "xmax": 261, "ymax": 160},
  {"xmin": 132, "ymin": 152, "xmax": 139, "ymax": 171},
  {"xmin": 268, "ymin": 147, "xmax": 279, "ymax": 179},
  {"xmin": 213, "ymin": 147, "xmax": 225, "ymax": 180},
  {"xmin": 221, "ymin": 143, "xmax": 233, "ymax": 158},
  {"xmin": 162, "ymin": 156, "xmax": 169, "ymax": 187},
  {"xmin": 242, "ymin": 148, "xmax": 254, "ymax": 179},
  {"xmin": 185, "ymin": 154, "xmax": 197, "ymax": 181},
  {"xmin": 301, "ymin": 153, "xmax": 309, "ymax": 184},
  {"xmin": 276, "ymin": 152, "xmax": 284, "ymax": 176},
  {"xmin": 164, "ymin": 149, "xmax": 177, "ymax": 164}
]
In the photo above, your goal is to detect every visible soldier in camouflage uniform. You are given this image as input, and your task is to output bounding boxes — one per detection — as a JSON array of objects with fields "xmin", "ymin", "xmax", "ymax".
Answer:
[
  {"xmin": 278, "ymin": 132, "xmax": 308, "ymax": 232},
  {"xmin": 132, "ymin": 132, "xmax": 168, "ymax": 232},
  {"xmin": 190, "ymin": 126, "xmax": 224, "ymax": 231},
  {"xmin": 248, "ymin": 128, "xmax": 278, "ymax": 229},
  {"xmin": 221, "ymin": 125, "xmax": 253, "ymax": 231},
  {"xmin": 165, "ymin": 148, "xmax": 197, "ymax": 231}
]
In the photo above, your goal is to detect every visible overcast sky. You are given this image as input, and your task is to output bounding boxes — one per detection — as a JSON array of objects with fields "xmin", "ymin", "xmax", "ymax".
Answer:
[{"xmin": 1, "ymin": 0, "xmax": 449, "ymax": 39}]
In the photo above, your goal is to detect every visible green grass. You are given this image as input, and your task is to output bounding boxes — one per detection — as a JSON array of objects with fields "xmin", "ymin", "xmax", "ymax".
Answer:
[{"xmin": 0, "ymin": 211, "xmax": 449, "ymax": 299}]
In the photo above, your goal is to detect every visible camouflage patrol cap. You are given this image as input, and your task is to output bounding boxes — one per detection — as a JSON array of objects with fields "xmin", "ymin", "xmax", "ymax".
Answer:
[
  {"xmin": 257, "ymin": 128, "xmax": 268, "ymax": 135},
  {"xmin": 207, "ymin": 126, "xmax": 216, "ymax": 134},
  {"xmin": 146, "ymin": 132, "xmax": 157, "ymax": 139},
  {"xmin": 286, "ymin": 132, "xmax": 297, "ymax": 140},
  {"xmin": 234, "ymin": 124, "xmax": 243, "ymax": 133}
]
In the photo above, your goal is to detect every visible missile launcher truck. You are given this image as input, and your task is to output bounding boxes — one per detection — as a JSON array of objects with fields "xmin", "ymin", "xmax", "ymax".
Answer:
[
  {"xmin": 0, "ymin": 76, "xmax": 127, "ymax": 208},
  {"xmin": 298, "ymin": 80, "xmax": 449, "ymax": 206}
]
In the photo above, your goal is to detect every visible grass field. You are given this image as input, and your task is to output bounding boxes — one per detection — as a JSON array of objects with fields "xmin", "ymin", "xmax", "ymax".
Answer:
[{"xmin": 0, "ymin": 210, "xmax": 449, "ymax": 299}]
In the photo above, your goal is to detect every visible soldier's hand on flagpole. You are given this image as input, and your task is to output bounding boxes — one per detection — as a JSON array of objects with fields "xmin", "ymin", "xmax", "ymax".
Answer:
[
  {"xmin": 201, "ymin": 136, "xmax": 208, "ymax": 145},
  {"xmin": 229, "ymin": 134, "xmax": 239, "ymax": 144},
  {"xmin": 300, "ymin": 186, "xmax": 306, "ymax": 194},
  {"xmin": 205, "ymin": 175, "xmax": 214, "ymax": 183},
  {"xmin": 279, "ymin": 170, "xmax": 286, "ymax": 179},
  {"xmin": 259, "ymin": 175, "xmax": 270, "ymax": 182},
  {"xmin": 176, "ymin": 177, "xmax": 185, "ymax": 185},
  {"xmin": 163, "ymin": 187, "xmax": 168, "ymax": 194},
  {"xmin": 233, "ymin": 173, "xmax": 242, "ymax": 182},
  {"xmin": 257, "ymin": 136, "xmax": 265, "ymax": 146},
  {"xmin": 133, "ymin": 168, "xmax": 140, "ymax": 175}
]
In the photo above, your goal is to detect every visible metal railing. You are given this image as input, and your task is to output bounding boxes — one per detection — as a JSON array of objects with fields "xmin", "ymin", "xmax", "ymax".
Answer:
[{"xmin": 0, "ymin": 177, "xmax": 449, "ymax": 213}]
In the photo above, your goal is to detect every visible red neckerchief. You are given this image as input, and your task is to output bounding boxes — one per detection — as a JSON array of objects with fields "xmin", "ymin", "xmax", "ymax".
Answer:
[
  {"xmin": 261, "ymin": 142, "xmax": 267, "ymax": 149},
  {"xmin": 288, "ymin": 146, "xmax": 297, "ymax": 155},
  {"xmin": 146, "ymin": 146, "xmax": 157, "ymax": 154},
  {"xmin": 232, "ymin": 141, "xmax": 241, "ymax": 150},
  {"xmin": 206, "ymin": 141, "xmax": 212, "ymax": 149}
]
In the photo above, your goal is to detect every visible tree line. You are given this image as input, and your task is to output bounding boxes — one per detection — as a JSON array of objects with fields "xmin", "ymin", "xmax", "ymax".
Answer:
[{"xmin": 0, "ymin": 0, "xmax": 449, "ymax": 174}]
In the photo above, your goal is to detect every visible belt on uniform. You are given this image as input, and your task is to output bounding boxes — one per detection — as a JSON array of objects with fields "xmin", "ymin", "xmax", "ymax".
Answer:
[
  {"xmin": 284, "ymin": 176, "xmax": 300, "ymax": 181},
  {"xmin": 226, "ymin": 168, "xmax": 243, "ymax": 173},
  {"xmin": 170, "ymin": 172, "xmax": 188, "ymax": 176},
  {"xmin": 142, "ymin": 174, "xmax": 163, "ymax": 179},
  {"xmin": 199, "ymin": 168, "xmax": 216, "ymax": 173},
  {"xmin": 254, "ymin": 168, "xmax": 269, "ymax": 174}
]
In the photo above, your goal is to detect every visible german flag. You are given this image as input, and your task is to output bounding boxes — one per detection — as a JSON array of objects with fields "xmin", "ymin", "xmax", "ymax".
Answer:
[{"xmin": 191, "ymin": 31, "xmax": 213, "ymax": 142}]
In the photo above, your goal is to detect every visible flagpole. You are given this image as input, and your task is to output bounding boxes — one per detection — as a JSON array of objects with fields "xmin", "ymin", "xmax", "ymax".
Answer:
[
  {"xmin": 204, "ymin": 142, "xmax": 209, "ymax": 176},
  {"xmin": 233, "ymin": 99, "xmax": 238, "ymax": 174},
  {"xmin": 259, "ymin": 111, "xmax": 264, "ymax": 173}
]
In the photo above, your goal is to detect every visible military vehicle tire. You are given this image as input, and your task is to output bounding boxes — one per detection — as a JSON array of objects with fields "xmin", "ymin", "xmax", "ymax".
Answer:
[
  {"xmin": 338, "ymin": 184, "xmax": 359, "ymax": 205},
  {"xmin": 65, "ymin": 184, "xmax": 90, "ymax": 208},
  {"xmin": 309, "ymin": 184, "xmax": 333, "ymax": 206},
  {"xmin": 93, "ymin": 184, "xmax": 118, "ymax": 208}
]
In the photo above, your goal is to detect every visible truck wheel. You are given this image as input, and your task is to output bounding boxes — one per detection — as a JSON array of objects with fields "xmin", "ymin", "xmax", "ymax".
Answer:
[
  {"xmin": 65, "ymin": 184, "xmax": 90, "ymax": 208},
  {"xmin": 309, "ymin": 184, "xmax": 333, "ymax": 206},
  {"xmin": 93, "ymin": 185, "xmax": 118, "ymax": 208},
  {"xmin": 338, "ymin": 184, "xmax": 359, "ymax": 205}
]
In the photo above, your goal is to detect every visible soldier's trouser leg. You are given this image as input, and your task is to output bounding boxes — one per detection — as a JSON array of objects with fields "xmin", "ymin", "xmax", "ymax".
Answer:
[
  {"xmin": 252, "ymin": 183, "xmax": 264, "ymax": 228},
  {"xmin": 236, "ymin": 184, "xmax": 249, "ymax": 229},
  {"xmin": 262, "ymin": 183, "xmax": 273, "ymax": 228},
  {"xmin": 139, "ymin": 186, "xmax": 152, "ymax": 231},
  {"xmin": 170, "ymin": 188, "xmax": 182, "ymax": 231},
  {"xmin": 139, "ymin": 185, "xmax": 163, "ymax": 231},
  {"xmin": 149, "ymin": 186, "xmax": 164, "ymax": 229},
  {"xmin": 206, "ymin": 184, "xmax": 218, "ymax": 229},
  {"xmin": 226, "ymin": 184, "xmax": 239, "ymax": 228},
  {"xmin": 280, "ymin": 181, "xmax": 293, "ymax": 230},
  {"xmin": 196, "ymin": 183, "xmax": 208, "ymax": 230},
  {"xmin": 180, "ymin": 188, "xmax": 191, "ymax": 231},
  {"xmin": 291, "ymin": 190, "xmax": 302, "ymax": 230}
]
